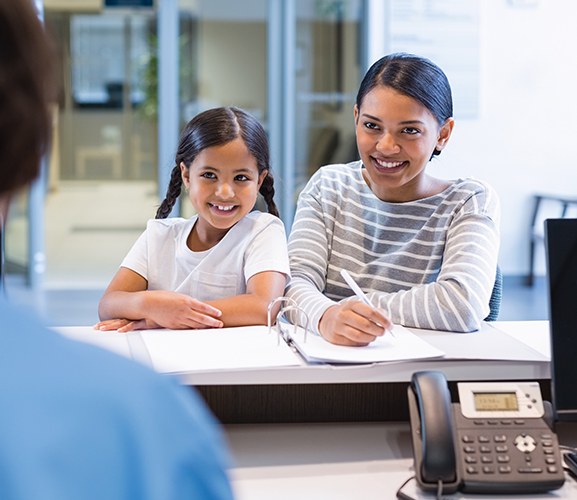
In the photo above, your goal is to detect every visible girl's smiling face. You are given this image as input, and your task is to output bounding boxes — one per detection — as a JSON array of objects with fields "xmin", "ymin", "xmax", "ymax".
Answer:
[
  {"xmin": 354, "ymin": 85, "xmax": 454, "ymax": 202},
  {"xmin": 181, "ymin": 137, "xmax": 266, "ymax": 246}
]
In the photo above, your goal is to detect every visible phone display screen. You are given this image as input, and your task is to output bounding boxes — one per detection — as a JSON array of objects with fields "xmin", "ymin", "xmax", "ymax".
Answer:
[{"xmin": 473, "ymin": 392, "xmax": 519, "ymax": 411}]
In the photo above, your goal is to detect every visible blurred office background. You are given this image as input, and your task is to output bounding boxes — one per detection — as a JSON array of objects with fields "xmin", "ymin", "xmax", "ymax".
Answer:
[{"xmin": 4, "ymin": 0, "xmax": 576, "ymax": 325}]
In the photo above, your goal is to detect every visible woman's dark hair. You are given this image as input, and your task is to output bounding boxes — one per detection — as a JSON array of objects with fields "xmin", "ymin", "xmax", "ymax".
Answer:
[
  {"xmin": 356, "ymin": 53, "xmax": 453, "ymax": 157},
  {"xmin": 156, "ymin": 106, "xmax": 279, "ymax": 219},
  {"xmin": 0, "ymin": 0, "xmax": 55, "ymax": 196}
]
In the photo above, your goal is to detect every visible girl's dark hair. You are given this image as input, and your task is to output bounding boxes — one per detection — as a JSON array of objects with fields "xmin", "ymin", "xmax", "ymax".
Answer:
[
  {"xmin": 156, "ymin": 106, "xmax": 279, "ymax": 218},
  {"xmin": 356, "ymin": 52, "xmax": 453, "ymax": 157},
  {"xmin": 0, "ymin": 0, "xmax": 55, "ymax": 196}
]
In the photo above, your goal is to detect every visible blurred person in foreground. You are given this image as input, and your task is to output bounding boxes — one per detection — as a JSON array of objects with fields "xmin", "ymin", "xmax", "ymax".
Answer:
[{"xmin": 0, "ymin": 1, "xmax": 234, "ymax": 498}]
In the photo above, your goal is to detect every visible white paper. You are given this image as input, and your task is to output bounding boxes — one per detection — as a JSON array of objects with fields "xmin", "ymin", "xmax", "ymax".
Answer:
[
  {"xmin": 286, "ymin": 324, "xmax": 444, "ymax": 364},
  {"xmin": 140, "ymin": 325, "xmax": 302, "ymax": 374}
]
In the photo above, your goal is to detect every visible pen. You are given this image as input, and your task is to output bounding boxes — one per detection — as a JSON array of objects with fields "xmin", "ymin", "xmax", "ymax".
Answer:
[{"xmin": 340, "ymin": 269, "xmax": 395, "ymax": 338}]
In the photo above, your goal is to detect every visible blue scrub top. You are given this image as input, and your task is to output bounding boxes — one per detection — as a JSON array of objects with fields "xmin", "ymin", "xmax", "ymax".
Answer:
[{"xmin": 0, "ymin": 299, "xmax": 233, "ymax": 500}]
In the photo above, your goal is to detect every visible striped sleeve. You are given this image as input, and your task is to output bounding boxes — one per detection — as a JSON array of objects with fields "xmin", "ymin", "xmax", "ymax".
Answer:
[
  {"xmin": 285, "ymin": 163, "xmax": 501, "ymax": 335},
  {"xmin": 372, "ymin": 204, "xmax": 500, "ymax": 332}
]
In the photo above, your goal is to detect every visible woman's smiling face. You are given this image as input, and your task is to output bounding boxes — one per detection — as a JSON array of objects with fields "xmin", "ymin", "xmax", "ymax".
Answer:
[{"xmin": 354, "ymin": 85, "xmax": 453, "ymax": 202}]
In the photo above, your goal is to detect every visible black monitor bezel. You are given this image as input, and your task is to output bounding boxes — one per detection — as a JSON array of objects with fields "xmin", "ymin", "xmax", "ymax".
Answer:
[{"xmin": 545, "ymin": 218, "xmax": 577, "ymax": 421}]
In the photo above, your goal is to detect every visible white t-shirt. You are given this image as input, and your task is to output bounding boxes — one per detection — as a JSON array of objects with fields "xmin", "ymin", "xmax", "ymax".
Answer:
[{"xmin": 121, "ymin": 211, "xmax": 290, "ymax": 301}]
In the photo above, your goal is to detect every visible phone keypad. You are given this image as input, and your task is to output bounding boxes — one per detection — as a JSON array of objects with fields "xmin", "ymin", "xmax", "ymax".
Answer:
[{"xmin": 456, "ymin": 417, "xmax": 564, "ymax": 483}]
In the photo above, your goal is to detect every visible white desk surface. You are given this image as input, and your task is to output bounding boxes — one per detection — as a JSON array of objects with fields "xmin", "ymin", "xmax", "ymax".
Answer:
[
  {"xmin": 55, "ymin": 321, "xmax": 551, "ymax": 385},
  {"xmin": 226, "ymin": 421, "xmax": 577, "ymax": 500}
]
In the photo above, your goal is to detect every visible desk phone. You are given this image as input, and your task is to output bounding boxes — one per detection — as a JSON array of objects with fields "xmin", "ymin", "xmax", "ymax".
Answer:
[{"xmin": 407, "ymin": 371, "xmax": 565, "ymax": 495}]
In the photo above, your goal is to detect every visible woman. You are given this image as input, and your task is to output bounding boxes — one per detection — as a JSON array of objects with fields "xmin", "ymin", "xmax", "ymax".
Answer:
[{"xmin": 286, "ymin": 52, "xmax": 500, "ymax": 346}]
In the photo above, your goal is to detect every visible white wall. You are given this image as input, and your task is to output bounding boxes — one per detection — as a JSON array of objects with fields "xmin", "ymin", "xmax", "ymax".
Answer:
[{"xmin": 380, "ymin": 0, "xmax": 577, "ymax": 277}]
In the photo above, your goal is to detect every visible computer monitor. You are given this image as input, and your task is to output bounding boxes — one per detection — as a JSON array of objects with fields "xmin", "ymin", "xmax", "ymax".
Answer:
[{"xmin": 544, "ymin": 218, "xmax": 577, "ymax": 421}]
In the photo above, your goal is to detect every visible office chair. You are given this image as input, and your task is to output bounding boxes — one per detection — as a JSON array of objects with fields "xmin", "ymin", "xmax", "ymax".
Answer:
[
  {"xmin": 527, "ymin": 194, "xmax": 577, "ymax": 286},
  {"xmin": 484, "ymin": 265, "xmax": 502, "ymax": 322}
]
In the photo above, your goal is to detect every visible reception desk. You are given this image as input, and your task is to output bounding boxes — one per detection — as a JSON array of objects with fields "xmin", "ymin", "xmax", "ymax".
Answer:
[
  {"xmin": 55, "ymin": 320, "xmax": 577, "ymax": 498},
  {"xmin": 56, "ymin": 321, "xmax": 551, "ymax": 423}
]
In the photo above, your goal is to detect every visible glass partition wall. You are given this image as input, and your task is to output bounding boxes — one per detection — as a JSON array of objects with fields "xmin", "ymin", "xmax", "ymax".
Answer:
[
  {"xmin": 6, "ymin": 6, "xmax": 160, "ymax": 289},
  {"xmin": 7, "ymin": 0, "xmax": 365, "ymax": 289},
  {"xmin": 293, "ymin": 0, "xmax": 363, "ymax": 219}
]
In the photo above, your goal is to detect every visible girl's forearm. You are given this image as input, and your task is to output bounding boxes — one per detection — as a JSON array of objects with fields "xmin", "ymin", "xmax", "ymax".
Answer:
[
  {"xmin": 98, "ymin": 290, "xmax": 149, "ymax": 321},
  {"xmin": 207, "ymin": 294, "xmax": 277, "ymax": 327}
]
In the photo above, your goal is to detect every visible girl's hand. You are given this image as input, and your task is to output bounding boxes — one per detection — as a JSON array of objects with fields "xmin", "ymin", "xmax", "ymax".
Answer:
[
  {"xmin": 94, "ymin": 318, "xmax": 161, "ymax": 332},
  {"xmin": 94, "ymin": 318, "xmax": 133, "ymax": 331},
  {"xmin": 318, "ymin": 301, "xmax": 391, "ymax": 346},
  {"xmin": 144, "ymin": 291, "xmax": 224, "ymax": 330},
  {"xmin": 96, "ymin": 291, "xmax": 223, "ymax": 331}
]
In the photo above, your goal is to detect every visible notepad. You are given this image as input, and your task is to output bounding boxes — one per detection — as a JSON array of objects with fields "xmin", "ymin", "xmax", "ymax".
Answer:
[{"xmin": 283, "ymin": 324, "xmax": 444, "ymax": 364}]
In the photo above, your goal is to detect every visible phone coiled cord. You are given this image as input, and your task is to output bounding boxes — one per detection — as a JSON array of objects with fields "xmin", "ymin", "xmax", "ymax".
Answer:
[{"xmin": 396, "ymin": 476, "xmax": 449, "ymax": 500}]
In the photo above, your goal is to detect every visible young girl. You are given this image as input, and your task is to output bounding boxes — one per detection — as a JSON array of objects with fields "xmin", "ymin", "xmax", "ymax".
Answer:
[
  {"xmin": 96, "ymin": 107, "xmax": 290, "ymax": 332},
  {"xmin": 286, "ymin": 53, "xmax": 500, "ymax": 346}
]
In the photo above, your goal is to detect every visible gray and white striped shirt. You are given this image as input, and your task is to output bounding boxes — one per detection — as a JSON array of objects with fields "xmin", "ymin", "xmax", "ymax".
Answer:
[{"xmin": 285, "ymin": 161, "xmax": 500, "ymax": 334}]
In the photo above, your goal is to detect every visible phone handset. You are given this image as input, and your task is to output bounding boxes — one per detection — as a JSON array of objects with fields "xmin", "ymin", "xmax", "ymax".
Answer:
[{"xmin": 408, "ymin": 370, "xmax": 460, "ymax": 493}]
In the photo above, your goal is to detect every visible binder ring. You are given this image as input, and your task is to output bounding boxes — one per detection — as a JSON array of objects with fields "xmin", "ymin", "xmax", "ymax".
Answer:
[
  {"xmin": 267, "ymin": 297, "xmax": 298, "ymax": 334},
  {"xmin": 276, "ymin": 304, "xmax": 310, "ymax": 345},
  {"xmin": 267, "ymin": 297, "xmax": 310, "ymax": 345}
]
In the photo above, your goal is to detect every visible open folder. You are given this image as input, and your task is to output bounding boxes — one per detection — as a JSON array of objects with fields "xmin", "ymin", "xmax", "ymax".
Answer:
[
  {"xmin": 282, "ymin": 325, "xmax": 444, "ymax": 364},
  {"xmin": 138, "ymin": 324, "xmax": 445, "ymax": 373},
  {"xmin": 281, "ymin": 323, "xmax": 444, "ymax": 364},
  {"xmin": 55, "ymin": 323, "xmax": 444, "ymax": 374},
  {"xmin": 264, "ymin": 298, "xmax": 444, "ymax": 365}
]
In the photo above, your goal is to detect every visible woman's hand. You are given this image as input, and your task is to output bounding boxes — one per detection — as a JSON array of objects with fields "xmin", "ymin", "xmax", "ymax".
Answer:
[{"xmin": 318, "ymin": 301, "xmax": 392, "ymax": 346}]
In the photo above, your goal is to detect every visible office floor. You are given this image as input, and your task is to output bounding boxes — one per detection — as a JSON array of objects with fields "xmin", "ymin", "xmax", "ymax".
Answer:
[{"xmin": 4, "ymin": 274, "xmax": 549, "ymax": 327}]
